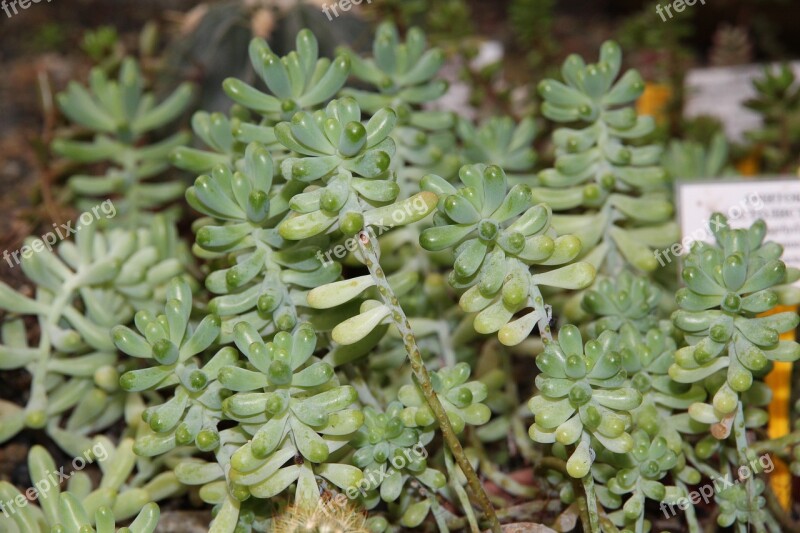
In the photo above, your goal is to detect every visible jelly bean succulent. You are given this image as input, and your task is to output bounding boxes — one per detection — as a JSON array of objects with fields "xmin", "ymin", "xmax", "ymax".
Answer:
[
  {"xmin": 671, "ymin": 214, "xmax": 800, "ymax": 425},
  {"xmin": 339, "ymin": 21, "xmax": 459, "ymax": 188},
  {"xmin": 420, "ymin": 163, "xmax": 596, "ymax": 345},
  {"xmin": 528, "ymin": 325, "xmax": 642, "ymax": 478},
  {"xmin": 537, "ymin": 41, "xmax": 677, "ymax": 277},
  {"xmin": 0, "ymin": 442, "xmax": 170, "ymax": 533},
  {"xmin": 351, "ymin": 403, "xmax": 445, "ymax": 507},
  {"xmin": 3, "ymin": 18, "xmax": 800, "ymax": 533},
  {"xmin": 53, "ymin": 57, "xmax": 193, "ymax": 225}
]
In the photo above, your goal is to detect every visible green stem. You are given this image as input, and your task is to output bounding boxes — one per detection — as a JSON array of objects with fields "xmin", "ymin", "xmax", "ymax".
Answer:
[
  {"xmin": 444, "ymin": 447, "xmax": 480, "ymax": 533},
  {"xmin": 529, "ymin": 284, "xmax": 553, "ymax": 342},
  {"xmin": 733, "ymin": 402, "xmax": 765, "ymax": 533},
  {"xmin": 581, "ymin": 472, "xmax": 600, "ymax": 533},
  {"xmin": 676, "ymin": 480, "xmax": 701, "ymax": 533},
  {"xmin": 752, "ymin": 429, "xmax": 800, "ymax": 454},
  {"xmin": 356, "ymin": 231, "xmax": 501, "ymax": 533}
]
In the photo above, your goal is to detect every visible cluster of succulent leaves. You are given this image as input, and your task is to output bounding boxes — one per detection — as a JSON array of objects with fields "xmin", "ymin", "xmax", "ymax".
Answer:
[
  {"xmin": 536, "ymin": 41, "xmax": 677, "ymax": 280},
  {"xmin": 0, "ymin": 440, "xmax": 171, "ymax": 533},
  {"xmin": 53, "ymin": 58, "xmax": 194, "ymax": 226},
  {"xmin": 744, "ymin": 63, "xmax": 800, "ymax": 173},
  {"xmin": 3, "ymin": 17, "xmax": 800, "ymax": 533}
]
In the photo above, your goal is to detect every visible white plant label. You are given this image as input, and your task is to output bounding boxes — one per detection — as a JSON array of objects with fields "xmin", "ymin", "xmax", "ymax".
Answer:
[{"xmin": 676, "ymin": 179, "xmax": 800, "ymax": 281}]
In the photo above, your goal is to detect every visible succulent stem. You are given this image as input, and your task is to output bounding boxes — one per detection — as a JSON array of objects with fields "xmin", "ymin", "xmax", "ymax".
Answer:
[
  {"xmin": 580, "ymin": 470, "xmax": 600, "ymax": 533},
  {"xmin": 733, "ymin": 402, "xmax": 765, "ymax": 533},
  {"xmin": 356, "ymin": 229, "xmax": 501, "ymax": 533},
  {"xmin": 676, "ymin": 480, "xmax": 701, "ymax": 533},
  {"xmin": 752, "ymin": 429, "xmax": 800, "ymax": 454},
  {"xmin": 529, "ymin": 284, "xmax": 553, "ymax": 342}
]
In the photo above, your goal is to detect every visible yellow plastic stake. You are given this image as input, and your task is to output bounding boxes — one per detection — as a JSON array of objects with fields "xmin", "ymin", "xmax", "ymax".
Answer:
[{"xmin": 762, "ymin": 304, "xmax": 796, "ymax": 509}]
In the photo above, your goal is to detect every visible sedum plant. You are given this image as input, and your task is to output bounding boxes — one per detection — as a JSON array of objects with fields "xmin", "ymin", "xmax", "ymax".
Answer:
[
  {"xmin": 53, "ymin": 58, "xmax": 194, "ymax": 226},
  {"xmin": 420, "ymin": 164, "xmax": 595, "ymax": 345},
  {"xmin": 536, "ymin": 42, "xmax": 677, "ymax": 278},
  {"xmin": 4, "ymin": 18, "xmax": 800, "ymax": 533},
  {"xmin": 0, "ymin": 442, "xmax": 168, "ymax": 533},
  {"xmin": 670, "ymin": 214, "xmax": 800, "ymax": 427}
]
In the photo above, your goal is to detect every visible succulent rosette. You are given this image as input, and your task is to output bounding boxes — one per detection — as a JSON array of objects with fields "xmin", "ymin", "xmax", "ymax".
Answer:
[
  {"xmin": 339, "ymin": 22, "xmax": 459, "ymax": 186},
  {"xmin": 224, "ymin": 29, "xmax": 350, "ymax": 124},
  {"xmin": 715, "ymin": 476, "xmax": 768, "ymax": 528},
  {"xmin": 528, "ymin": 325, "xmax": 641, "ymax": 477},
  {"xmin": 351, "ymin": 403, "xmax": 445, "ymax": 505},
  {"xmin": 421, "ymin": 163, "xmax": 595, "ymax": 345},
  {"xmin": 537, "ymin": 41, "xmax": 677, "ymax": 275},
  {"xmin": 53, "ymin": 57, "xmax": 193, "ymax": 224},
  {"xmin": 398, "ymin": 362, "xmax": 491, "ymax": 434},
  {"xmin": 670, "ymin": 214, "xmax": 800, "ymax": 423},
  {"xmin": 582, "ymin": 272, "xmax": 662, "ymax": 336},
  {"xmin": 457, "ymin": 116, "xmax": 538, "ymax": 183},
  {"xmin": 186, "ymin": 142, "xmax": 340, "ymax": 338},
  {"xmin": 112, "ymin": 278, "xmax": 228, "ymax": 455},
  {"xmin": 217, "ymin": 323, "xmax": 363, "ymax": 500},
  {"xmin": 598, "ymin": 429, "xmax": 683, "ymax": 529},
  {"xmin": 276, "ymin": 98, "xmax": 436, "ymax": 241}
]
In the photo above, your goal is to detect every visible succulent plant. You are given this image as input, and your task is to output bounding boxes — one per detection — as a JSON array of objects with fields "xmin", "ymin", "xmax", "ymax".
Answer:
[
  {"xmin": 744, "ymin": 63, "xmax": 800, "ymax": 173},
  {"xmin": 0, "ymin": 219, "xmax": 188, "ymax": 446},
  {"xmin": 528, "ymin": 325, "xmax": 642, "ymax": 478},
  {"xmin": 351, "ymin": 403, "xmax": 445, "ymax": 504},
  {"xmin": 339, "ymin": 22, "xmax": 459, "ymax": 189},
  {"xmin": 0, "ymin": 443, "xmax": 168, "ymax": 533},
  {"xmin": 420, "ymin": 163, "xmax": 595, "ymax": 345},
  {"xmin": 457, "ymin": 116, "xmax": 538, "ymax": 184},
  {"xmin": 185, "ymin": 142, "xmax": 339, "ymax": 338},
  {"xmin": 224, "ymin": 30, "xmax": 350, "ymax": 124},
  {"xmin": 537, "ymin": 41, "xmax": 677, "ymax": 275},
  {"xmin": 112, "ymin": 277, "xmax": 227, "ymax": 455},
  {"xmin": 53, "ymin": 58, "xmax": 193, "ymax": 225},
  {"xmin": 5, "ymin": 18, "xmax": 799, "ymax": 533},
  {"xmin": 600, "ymin": 429, "xmax": 683, "ymax": 530},
  {"xmin": 398, "ymin": 363, "xmax": 491, "ymax": 434},
  {"xmin": 582, "ymin": 271, "xmax": 662, "ymax": 336},
  {"xmin": 670, "ymin": 214, "xmax": 800, "ymax": 424},
  {"xmin": 715, "ymin": 475, "xmax": 768, "ymax": 528},
  {"xmin": 663, "ymin": 132, "xmax": 733, "ymax": 181}
]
